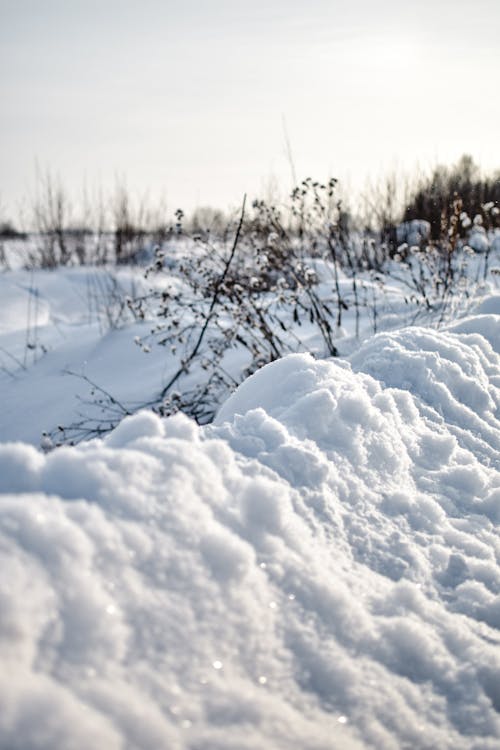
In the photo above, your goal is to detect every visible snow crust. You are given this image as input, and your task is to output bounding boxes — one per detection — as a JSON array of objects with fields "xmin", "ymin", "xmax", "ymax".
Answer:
[{"xmin": 1, "ymin": 313, "xmax": 500, "ymax": 749}]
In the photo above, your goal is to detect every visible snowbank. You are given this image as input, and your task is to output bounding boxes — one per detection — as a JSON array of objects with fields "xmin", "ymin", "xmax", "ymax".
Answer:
[{"xmin": 1, "ymin": 317, "xmax": 500, "ymax": 749}]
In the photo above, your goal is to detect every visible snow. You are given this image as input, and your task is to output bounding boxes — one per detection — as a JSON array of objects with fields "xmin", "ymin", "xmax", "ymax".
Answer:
[
  {"xmin": 468, "ymin": 227, "xmax": 490, "ymax": 254},
  {"xmin": 0, "ymin": 269, "xmax": 171, "ymax": 444},
  {"xmin": 1, "ymin": 303, "xmax": 500, "ymax": 747},
  {"xmin": 1, "ymin": 253, "xmax": 500, "ymax": 748},
  {"xmin": 473, "ymin": 294, "xmax": 500, "ymax": 315},
  {"xmin": 396, "ymin": 219, "xmax": 431, "ymax": 248}
]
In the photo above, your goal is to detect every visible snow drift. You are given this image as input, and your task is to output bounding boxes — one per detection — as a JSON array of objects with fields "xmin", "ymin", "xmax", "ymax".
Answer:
[{"xmin": 1, "ymin": 314, "xmax": 500, "ymax": 749}]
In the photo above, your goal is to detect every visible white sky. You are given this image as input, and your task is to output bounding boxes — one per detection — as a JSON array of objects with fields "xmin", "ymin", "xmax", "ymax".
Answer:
[{"xmin": 1, "ymin": 0, "xmax": 499, "ymax": 222}]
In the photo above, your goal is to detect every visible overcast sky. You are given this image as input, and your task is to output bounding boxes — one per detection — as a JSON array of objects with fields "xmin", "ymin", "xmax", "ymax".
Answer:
[{"xmin": 1, "ymin": 0, "xmax": 499, "ymax": 221}]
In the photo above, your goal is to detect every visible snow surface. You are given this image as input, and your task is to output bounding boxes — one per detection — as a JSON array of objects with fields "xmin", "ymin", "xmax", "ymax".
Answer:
[
  {"xmin": 0, "ymin": 268, "xmax": 172, "ymax": 444},
  {"xmin": 2, "ymin": 261, "xmax": 498, "ymax": 446},
  {"xmin": 1, "ymin": 303, "xmax": 500, "ymax": 748}
]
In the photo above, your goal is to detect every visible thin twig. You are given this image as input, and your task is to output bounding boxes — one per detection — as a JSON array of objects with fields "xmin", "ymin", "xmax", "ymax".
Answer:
[
  {"xmin": 159, "ymin": 194, "xmax": 247, "ymax": 400},
  {"xmin": 0, "ymin": 344, "xmax": 26, "ymax": 371},
  {"xmin": 63, "ymin": 369, "xmax": 131, "ymax": 415}
]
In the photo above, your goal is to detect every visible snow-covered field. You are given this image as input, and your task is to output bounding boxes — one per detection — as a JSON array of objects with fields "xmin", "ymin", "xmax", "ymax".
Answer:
[{"xmin": 1, "ymin": 253, "xmax": 500, "ymax": 748}]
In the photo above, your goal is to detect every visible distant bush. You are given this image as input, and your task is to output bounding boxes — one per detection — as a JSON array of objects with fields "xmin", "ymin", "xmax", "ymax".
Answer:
[
  {"xmin": 0, "ymin": 222, "xmax": 27, "ymax": 240},
  {"xmin": 188, "ymin": 206, "xmax": 229, "ymax": 240},
  {"xmin": 403, "ymin": 155, "xmax": 500, "ymax": 240}
]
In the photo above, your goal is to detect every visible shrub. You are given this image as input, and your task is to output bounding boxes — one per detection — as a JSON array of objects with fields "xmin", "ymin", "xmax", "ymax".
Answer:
[{"xmin": 403, "ymin": 155, "xmax": 500, "ymax": 240}]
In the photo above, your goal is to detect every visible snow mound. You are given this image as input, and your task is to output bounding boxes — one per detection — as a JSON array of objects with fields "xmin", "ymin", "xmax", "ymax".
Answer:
[
  {"xmin": 1, "ymin": 324, "xmax": 500, "ymax": 749},
  {"xmin": 468, "ymin": 227, "xmax": 489, "ymax": 253},
  {"xmin": 350, "ymin": 322, "xmax": 500, "ymax": 469},
  {"xmin": 473, "ymin": 294, "xmax": 500, "ymax": 317}
]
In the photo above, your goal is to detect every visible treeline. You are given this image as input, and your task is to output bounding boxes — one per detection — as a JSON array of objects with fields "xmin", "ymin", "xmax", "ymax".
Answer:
[
  {"xmin": 1, "ymin": 155, "xmax": 499, "ymax": 268},
  {"xmin": 403, "ymin": 155, "xmax": 500, "ymax": 239}
]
